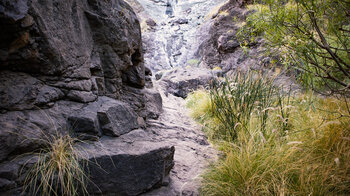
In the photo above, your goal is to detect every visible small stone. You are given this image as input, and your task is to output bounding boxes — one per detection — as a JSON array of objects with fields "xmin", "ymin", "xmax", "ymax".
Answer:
[
  {"xmin": 137, "ymin": 117, "xmax": 146, "ymax": 128},
  {"xmin": 21, "ymin": 15, "xmax": 34, "ymax": 27},
  {"xmin": 146, "ymin": 18, "xmax": 157, "ymax": 27}
]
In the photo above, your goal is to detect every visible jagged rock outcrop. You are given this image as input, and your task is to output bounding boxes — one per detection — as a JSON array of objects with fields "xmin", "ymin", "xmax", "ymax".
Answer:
[
  {"xmin": 0, "ymin": 0, "xmax": 173, "ymax": 195},
  {"xmin": 196, "ymin": 0, "xmax": 298, "ymax": 90},
  {"xmin": 196, "ymin": 2, "xmax": 262, "ymax": 72}
]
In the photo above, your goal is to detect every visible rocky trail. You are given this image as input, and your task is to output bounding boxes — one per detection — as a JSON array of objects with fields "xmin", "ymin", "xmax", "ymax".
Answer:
[
  {"xmin": 142, "ymin": 80, "xmax": 217, "ymax": 195},
  {"xmin": 136, "ymin": 0, "xmax": 226, "ymax": 194}
]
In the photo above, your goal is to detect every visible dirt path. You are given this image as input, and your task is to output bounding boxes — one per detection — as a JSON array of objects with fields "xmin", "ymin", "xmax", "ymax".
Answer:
[{"xmin": 141, "ymin": 81, "xmax": 217, "ymax": 195}]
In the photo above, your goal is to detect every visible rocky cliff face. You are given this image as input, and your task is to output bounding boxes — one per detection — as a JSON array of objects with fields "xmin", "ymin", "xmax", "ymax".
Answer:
[
  {"xmin": 127, "ymin": 0, "xmax": 227, "ymax": 72},
  {"xmin": 196, "ymin": 0, "xmax": 261, "ymax": 72},
  {"xmin": 0, "ymin": 0, "xmax": 174, "ymax": 195},
  {"xmin": 196, "ymin": 0, "xmax": 298, "ymax": 89}
]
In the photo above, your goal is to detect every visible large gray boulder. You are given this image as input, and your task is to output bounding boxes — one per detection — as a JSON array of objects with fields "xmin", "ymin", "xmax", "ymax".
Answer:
[
  {"xmin": 79, "ymin": 136, "xmax": 175, "ymax": 196},
  {"xmin": 158, "ymin": 67, "xmax": 217, "ymax": 98}
]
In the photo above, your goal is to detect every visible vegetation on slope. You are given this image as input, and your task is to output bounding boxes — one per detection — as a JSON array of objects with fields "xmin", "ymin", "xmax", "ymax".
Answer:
[
  {"xmin": 186, "ymin": 72, "xmax": 350, "ymax": 195},
  {"xmin": 239, "ymin": 0, "xmax": 350, "ymax": 96},
  {"xmin": 187, "ymin": 1, "xmax": 350, "ymax": 194}
]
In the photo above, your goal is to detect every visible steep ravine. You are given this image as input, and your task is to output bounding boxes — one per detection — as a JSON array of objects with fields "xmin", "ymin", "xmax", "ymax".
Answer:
[
  {"xmin": 133, "ymin": 0, "xmax": 228, "ymax": 195},
  {"xmin": 133, "ymin": 0, "xmax": 298, "ymax": 194}
]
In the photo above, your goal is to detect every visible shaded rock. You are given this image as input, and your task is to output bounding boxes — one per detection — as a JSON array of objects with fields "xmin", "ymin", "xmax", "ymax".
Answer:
[
  {"xmin": 0, "ymin": 100, "xmax": 86, "ymax": 163},
  {"xmin": 228, "ymin": 0, "xmax": 253, "ymax": 7},
  {"xmin": 0, "ymin": 71, "xmax": 63, "ymax": 110},
  {"xmin": 68, "ymin": 111, "xmax": 101, "ymax": 138},
  {"xmin": 35, "ymin": 85, "xmax": 64, "ymax": 106},
  {"xmin": 122, "ymin": 56, "xmax": 146, "ymax": 88},
  {"xmin": 196, "ymin": 3, "xmax": 251, "ymax": 71},
  {"xmin": 145, "ymin": 66, "xmax": 152, "ymax": 76},
  {"xmin": 0, "ymin": 105, "xmax": 74, "ymax": 162},
  {"xmin": 144, "ymin": 89, "xmax": 163, "ymax": 119},
  {"xmin": 170, "ymin": 18, "xmax": 188, "ymax": 25},
  {"xmin": 0, "ymin": 71, "xmax": 40, "ymax": 110},
  {"xmin": 0, "ymin": 0, "xmax": 28, "ymax": 21},
  {"xmin": 0, "ymin": 178, "xmax": 16, "ymax": 191},
  {"xmin": 91, "ymin": 77, "xmax": 106, "ymax": 96},
  {"xmin": 0, "ymin": 155, "xmax": 39, "ymax": 195},
  {"xmin": 0, "ymin": 162, "xmax": 20, "ymax": 181},
  {"xmin": 217, "ymin": 34, "xmax": 240, "ymax": 53},
  {"xmin": 78, "ymin": 138, "xmax": 175, "ymax": 196},
  {"xmin": 67, "ymin": 90, "xmax": 97, "ymax": 103},
  {"xmin": 52, "ymin": 80, "xmax": 93, "ymax": 92},
  {"xmin": 146, "ymin": 18, "xmax": 157, "ymax": 27},
  {"xmin": 0, "ymin": 0, "xmax": 144, "ymax": 82},
  {"xmin": 155, "ymin": 71, "xmax": 164, "ymax": 80},
  {"xmin": 68, "ymin": 96, "xmax": 143, "ymax": 138},
  {"xmin": 0, "ymin": 0, "xmax": 145, "ymax": 98},
  {"xmin": 97, "ymin": 97, "xmax": 139, "ymax": 137},
  {"xmin": 0, "ymin": 111, "xmax": 49, "ymax": 162}
]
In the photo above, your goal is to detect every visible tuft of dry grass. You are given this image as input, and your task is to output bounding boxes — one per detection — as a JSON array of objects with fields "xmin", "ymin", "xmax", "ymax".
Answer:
[{"xmin": 23, "ymin": 133, "xmax": 89, "ymax": 196}]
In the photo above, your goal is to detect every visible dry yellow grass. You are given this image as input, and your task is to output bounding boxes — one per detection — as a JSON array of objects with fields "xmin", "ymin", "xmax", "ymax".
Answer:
[{"xmin": 187, "ymin": 89, "xmax": 350, "ymax": 195}]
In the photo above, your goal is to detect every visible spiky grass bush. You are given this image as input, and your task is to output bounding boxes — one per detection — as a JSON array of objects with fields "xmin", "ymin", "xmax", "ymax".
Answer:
[
  {"xmin": 186, "ymin": 73, "xmax": 350, "ymax": 195},
  {"xmin": 23, "ymin": 133, "xmax": 89, "ymax": 196},
  {"xmin": 208, "ymin": 72, "xmax": 290, "ymax": 141}
]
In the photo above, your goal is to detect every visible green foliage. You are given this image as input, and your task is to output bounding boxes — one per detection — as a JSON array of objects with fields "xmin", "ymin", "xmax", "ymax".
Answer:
[
  {"xmin": 186, "ymin": 75, "xmax": 350, "ymax": 195},
  {"xmin": 23, "ymin": 133, "xmax": 89, "ymax": 196},
  {"xmin": 239, "ymin": 0, "xmax": 350, "ymax": 95},
  {"xmin": 209, "ymin": 72, "xmax": 290, "ymax": 141},
  {"xmin": 186, "ymin": 59, "xmax": 200, "ymax": 67}
]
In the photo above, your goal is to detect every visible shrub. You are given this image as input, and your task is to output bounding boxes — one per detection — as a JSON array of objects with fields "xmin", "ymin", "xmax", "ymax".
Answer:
[
  {"xmin": 186, "ymin": 59, "xmax": 201, "ymax": 67},
  {"xmin": 212, "ymin": 67, "xmax": 222, "ymax": 71},
  {"xmin": 209, "ymin": 71, "xmax": 290, "ymax": 141},
  {"xmin": 239, "ymin": 0, "xmax": 350, "ymax": 96}
]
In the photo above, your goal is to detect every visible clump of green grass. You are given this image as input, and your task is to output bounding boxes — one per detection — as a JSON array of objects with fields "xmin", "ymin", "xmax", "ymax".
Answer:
[
  {"xmin": 209, "ymin": 71, "xmax": 290, "ymax": 141},
  {"xmin": 186, "ymin": 59, "xmax": 200, "ymax": 67},
  {"xmin": 186, "ymin": 73, "xmax": 350, "ymax": 195},
  {"xmin": 23, "ymin": 133, "xmax": 89, "ymax": 196}
]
